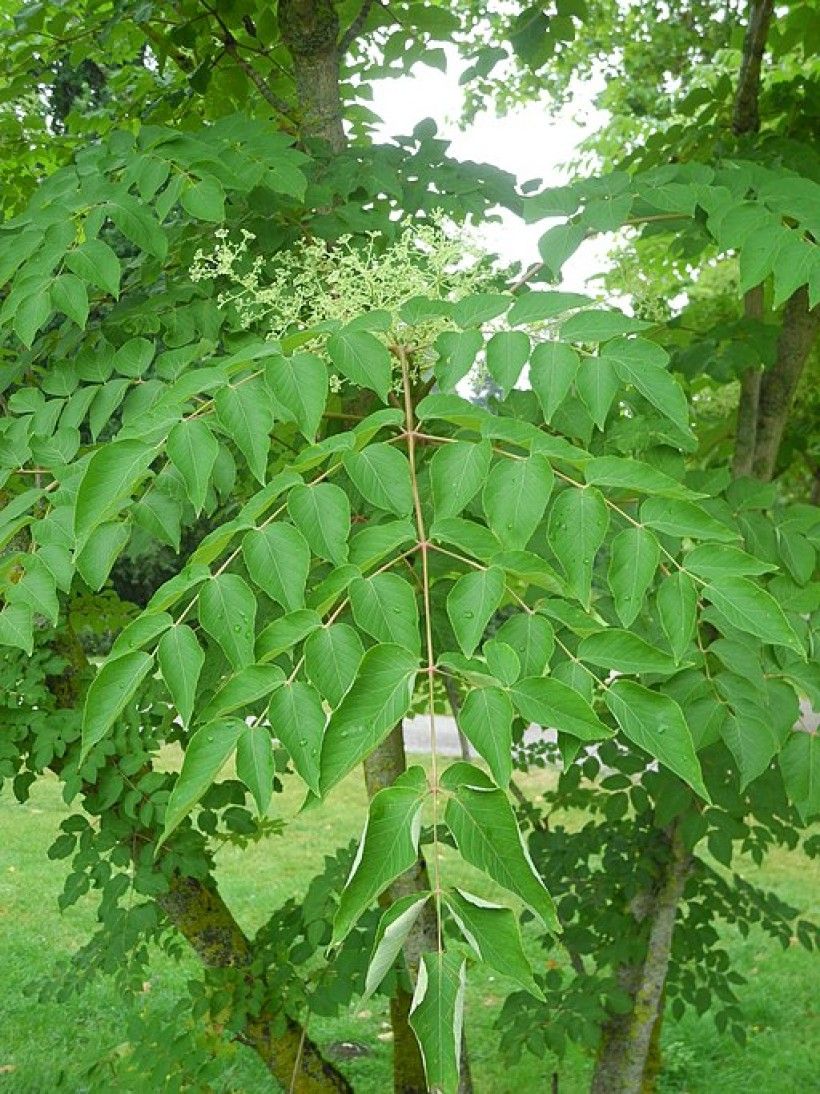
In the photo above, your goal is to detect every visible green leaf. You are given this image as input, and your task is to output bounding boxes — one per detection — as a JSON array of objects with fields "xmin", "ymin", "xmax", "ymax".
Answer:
[
  {"xmin": 779, "ymin": 732, "xmax": 820, "ymax": 823},
  {"xmin": 585, "ymin": 456, "xmax": 699, "ymax": 501},
  {"xmin": 640, "ymin": 498, "xmax": 738, "ymax": 542},
  {"xmin": 0, "ymin": 603, "xmax": 34, "ymax": 655},
  {"xmin": 364, "ymin": 893, "xmax": 431, "ymax": 998},
  {"xmin": 106, "ymin": 195, "xmax": 168, "ymax": 259},
  {"xmin": 604, "ymin": 680, "xmax": 710, "ymax": 800},
  {"xmin": 409, "ymin": 952, "xmax": 466, "ymax": 1094},
  {"xmin": 350, "ymin": 573, "xmax": 420, "ymax": 655},
  {"xmin": 242, "ymin": 524, "xmax": 310, "ymax": 611},
  {"xmin": 236, "ymin": 723, "xmax": 275, "ymax": 814},
  {"xmin": 451, "ymin": 292, "xmax": 510, "ymax": 327},
  {"xmin": 320, "ymin": 645, "xmax": 419, "ymax": 793},
  {"xmin": 287, "ymin": 482, "xmax": 350, "ymax": 566},
  {"xmin": 430, "ymin": 439, "xmax": 492, "ymax": 521},
  {"xmin": 81, "ymin": 652, "xmax": 154, "ymax": 757},
  {"xmin": 343, "ymin": 444, "xmax": 413, "ymax": 516},
  {"xmin": 333, "ymin": 766, "xmax": 427, "ymax": 941},
  {"xmin": 8, "ymin": 557, "xmax": 58, "ymax": 624},
  {"xmin": 13, "ymin": 285, "xmax": 50, "ymax": 347},
  {"xmin": 256, "ymin": 609, "xmax": 322, "ymax": 662},
  {"xmin": 167, "ymin": 419, "xmax": 220, "ymax": 515},
  {"xmin": 444, "ymin": 888, "xmax": 543, "ymax": 998},
  {"xmin": 198, "ymin": 664, "xmax": 284, "ymax": 723},
  {"xmin": 719, "ymin": 712, "xmax": 780, "ymax": 790},
  {"xmin": 656, "ymin": 572, "xmax": 698, "ymax": 663},
  {"xmin": 447, "ymin": 566, "xmax": 505, "ymax": 657},
  {"xmin": 485, "ymin": 330, "xmax": 530, "ymax": 393},
  {"xmin": 547, "ymin": 486, "xmax": 609, "ymax": 606},
  {"xmin": 159, "ymin": 719, "xmax": 245, "ymax": 847},
  {"xmin": 538, "ymin": 222, "xmax": 585, "ymax": 278},
  {"xmin": 482, "ymin": 454, "xmax": 554, "ymax": 549},
  {"xmin": 157, "ymin": 625, "xmax": 205, "ymax": 728},
  {"xmin": 777, "ymin": 528, "xmax": 815, "ymax": 586},
  {"xmin": 510, "ymin": 676, "xmax": 612, "ymax": 740},
  {"xmin": 215, "ymin": 378, "xmax": 274, "ymax": 484},
  {"xmin": 304, "ymin": 622, "xmax": 364, "ymax": 706},
  {"xmin": 702, "ymin": 577, "xmax": 804, "ymax": 657},
  {"xmin": 458, "ymin": 687, "xmax": 514, "ymax": 786},
  {"xmin": 198, "ymin": 574, "xmax": 257, "ymax": 670},
  {"xmin": 430, "ymin": 517, "xmax": 501, "ymax": 563},
  {"xmin": 579, "ymin": 629, "xmax": 682, "ymax": 675},
  {"xmin": 74, "ymin": 440, "xmax": 156, "ymax": 546},
  {"xmin": 575, "ymin": 357, "xmax": 619, "ymax": 430},
  {"xmin": 134, "ymin": 489, "xmax": 181, "ymax": 550},
  {"xmin": 327, "ymin": 328, "xmax": 392, "ymax": 401},
  {"xmin": 113, "ymin": 337, "xmax": 154, "ymax": 378},
  {"xmin": 608, "ymin": 527, "xmax": 660, "ymax": 626},
  {"xmin": 265, "ymin": 352, "xmax": 327, "ymax": 440},
  {"xmin": 65, "ymin": 239, "xmax": 121, "ymax": 298},
  {"xmin": 349, "ymin": 519, "xmax": 416, "ymax": 569},
  {"xmin": 529, "ymin": 342, "xmax": 579, "ymax": 422},
  {"xmin": 268, "ymin": 680, "xmax": 326, "ymax": 794},
  {"xmin": 483, "ymin": 639, "xmax": 521, "ymax": 686},
  {"xmin": 434, "ymin": 329, "xmax": 483, "ymax": 390},
  {"xmin": 507, "ymin": 291, "xmax": 592, "ymax": 325},
  {"xmin": 602, "ymin": 338, "xmax": 693, "ymax": 439},
  {"xmin": 444, "ymin": 782, "xmax": 558, "ymax": 929},
  {"xmin": 180, "ymin": 176, "xmax": 225, "ymax": 221},
  {"xmin": 495, "ymin": 613, "xmax": 554, "ymax": 677},
  {"xmin": 561, "ymin": 309, "xmax": 649, "ymax": 342},
  {"xmin": 51, "ymin": 274, "xmax": 89, "ymax": 327}
]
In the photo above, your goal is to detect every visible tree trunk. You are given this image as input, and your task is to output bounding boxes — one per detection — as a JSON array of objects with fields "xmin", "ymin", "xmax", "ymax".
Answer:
[
  {"xmin": 732, "ymin": 285, "xmax": 764, "ymax": 478},
  {"xmin": 731, "ymin": 0, "xmax": 774, "ymax": 135},
  {"xmin": 590, "ymin": 828, "xmax": 692, "ymax": 1094},
  {"xmin": 44, "ymin": 628, "xmax": 351, "ymax": 1093},
  {"xmin": 727, "ymin": 1, "xmax": 818, "ymax": 485},
  {"xmin": 158, "ymin": 875, "xmax": 352, "ymax": 1092},
  {"xmin": 752, "ymin": 286, "xmax": 819, "ymax": 481},
  {"xmin": 278, "ymin": 0, "xmax": 346, "ymax": 152},
  {"xmin": 364, "ymin": 727, "xmax": 474, "ymax": 1093},
  {"xmin": 270, "ymin": 9, "xmax": 473, "ymax": 1070}
]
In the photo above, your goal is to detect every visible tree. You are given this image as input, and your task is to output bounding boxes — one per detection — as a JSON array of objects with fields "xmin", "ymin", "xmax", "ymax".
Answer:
[{"xmin": 0, "ymin": 2, "xmax": 817, "ymax": 1092}]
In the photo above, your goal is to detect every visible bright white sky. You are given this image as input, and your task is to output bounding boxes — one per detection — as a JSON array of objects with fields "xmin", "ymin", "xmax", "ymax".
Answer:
[{"xmin": 372, "ymin": 58, "xmax": 612, "ymax": 293}]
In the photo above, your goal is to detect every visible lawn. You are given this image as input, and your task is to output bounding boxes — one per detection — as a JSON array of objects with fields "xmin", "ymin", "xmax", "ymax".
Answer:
[{"xmin": 0, "ymin": 760, "xmax": 818, "ymax": 1093}]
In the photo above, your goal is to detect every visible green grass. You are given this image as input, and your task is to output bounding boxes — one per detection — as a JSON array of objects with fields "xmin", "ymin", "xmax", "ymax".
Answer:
[{"xmin": 0, "ymin": 764, "xmax": 818, "ymax": 1092}]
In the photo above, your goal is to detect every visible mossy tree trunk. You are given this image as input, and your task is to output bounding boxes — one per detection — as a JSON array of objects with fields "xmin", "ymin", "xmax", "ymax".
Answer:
[
  {"xmin": 46, "ymin": 628, "xmax": 351, "ymax": 1093},
  {"xmin": 590, "ymin": 828, "xmax": 692, "ymax": 1094}
]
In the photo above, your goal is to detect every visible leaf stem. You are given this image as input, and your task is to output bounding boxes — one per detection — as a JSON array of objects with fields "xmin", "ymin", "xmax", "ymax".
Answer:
[{"xmin": 398, "ymin": 343, "xmax": 444, "ymax": 951}]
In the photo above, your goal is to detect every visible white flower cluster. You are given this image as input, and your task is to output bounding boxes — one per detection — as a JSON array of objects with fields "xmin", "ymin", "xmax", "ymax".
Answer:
[{"xmin": 189, "ymin": 214, "xmax": 495, "ymax": 349}]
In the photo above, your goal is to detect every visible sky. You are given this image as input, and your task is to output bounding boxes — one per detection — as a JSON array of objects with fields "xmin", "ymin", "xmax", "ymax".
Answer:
[{"xmin": 371, "ymin": 57, "xmax": 613, "ymax": 293}]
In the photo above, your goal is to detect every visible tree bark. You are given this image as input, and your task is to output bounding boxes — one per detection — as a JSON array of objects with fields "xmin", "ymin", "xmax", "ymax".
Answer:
[
  {"xmin": 590, "ymin": 827, "xmax": 692, "ymax": 1094},
  {"xmin": 44, "ymin": 628, "xmax": 350, "ymax": 1093},
  {"xmin": 731, "ymin": 0, "xmax": 774, "ymax": 135},
  {"xmin": 363, "ymin": 727, "xmax": 474, "ymax": 1093},
  {"xmin": 730, "ymin": 1, "xmax": 771, "ymax": 477},
  {"xmin": 752, "ymin": 286, "xmax": 819, "ymax": 481},
  {"xmin": 158, "ymin": 876, "xmax": 352, "ymax": 1092},
  {"xmin": 732, "ymin": 285, "xmax": 764, "ymax": 478},
  {"xmin": 278, "ymin": 0, "xmax": 346, "ymax": 152}
]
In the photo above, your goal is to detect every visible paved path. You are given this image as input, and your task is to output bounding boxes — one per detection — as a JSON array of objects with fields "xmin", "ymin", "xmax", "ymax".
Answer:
[
  {"xmin": 403, "ymin": 714, "xmax": 554, "ymax": 756},
  {"xmin": 402, "ymin": 703, "xmax": 818, "ymax": 757}
]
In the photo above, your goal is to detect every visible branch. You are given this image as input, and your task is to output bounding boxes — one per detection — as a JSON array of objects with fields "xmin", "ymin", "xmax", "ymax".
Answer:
[
  {"xmin": 752, "ymin": 286, "xmax": 819, "ymax": 480},
  {"xmin": 199, "ymin": 0, "xmax": 299, "ymax": 124},
  {"xmin": 732, "ymin": 0, "xmax": 774, "ymax": 135},
  {"xmin": 339, "ymin": 0, "xmax": 375, "ymax": 55},
  {"xmin": 731, "ymin": 284, "xmax": 764, "ymax": 478}
]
